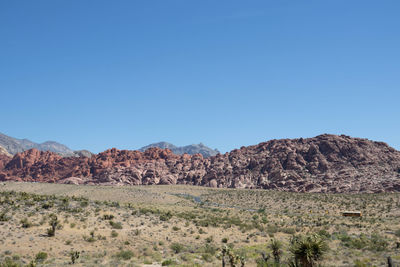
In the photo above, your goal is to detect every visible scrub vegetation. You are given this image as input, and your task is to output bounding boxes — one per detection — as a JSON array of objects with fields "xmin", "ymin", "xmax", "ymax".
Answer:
[{"xmin": 0, "ymin": 182, "xmax": 399, "ymax": 266}]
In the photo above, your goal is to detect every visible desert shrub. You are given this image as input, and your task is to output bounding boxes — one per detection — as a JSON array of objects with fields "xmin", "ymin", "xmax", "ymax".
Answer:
[
  {"xmin": 83, "ymin": 235, "xmax": 96, "ymax": 243},
  {"xmin": 114, "ymin": 250, "xmax": 134, "ymax": 260},
  {"xmin": 369, "ymin": 233, "xmax": 388, "ymax": 251},
  {"xmin": 159, "ymin": 211, "xmax": 173, "ymax": 221},
  {"xmin": 103, "ymin": 214, "xmax": 114, "ymax": 220},
  {"xmin": 202, "ymin": 253, "xmax": 214, "ymax": 262},
  {"xmin": 281, "ymin": 227, "xmax": 296, "ymax": 235},
  {"xmin": 0, "ymin": 258, "xmax": 20, "ymax": 267},
  {"xmin": 256, "ymin": 257, "xmax": 270, "ymax": 267},
  {"xmin": 354, "ymin": 259, "xmax": 369, "ymax": 267},
  {"xmin": 35, "ymin": 252, "xmax": 48, "ymax": 263},
  {"xmin": 109, "ymin": 221, "xmax": 122, "ymax": 229},
  {"xmin": 172, "ymin": 226, "xmax": 180, "ymax": 231},
  {"xmin": 170, "ymin": 243, "xmax": 185, "ymax": 254},
  {"xmin": 11, "ymin": 255, "xmax": 20, "ymax": 261},
  {"xmin": 111, "ymin": 230, "xmax": 118, "ymax": 237},
  {"xmin": 317, "ymin": 229, "xmax": 331, "ymax": 239},
  {"xmin": 41, "ymin": 202, "xmax": 53, "ymax": 209},
  {"xmin": 20, "ymin": 218, "xmax": 32, "ymax": 228},
  {"xmin": 206, "ymin": 236, "xmax": 214, "ymax": 243},
  {"xmin": 161, "ymin": 259, "xmax": 177, "ymax": 266},
  {"xmin": 202, "ymin": 243, "xmax": 218, "ymax": 255},
  {"xmin": 267, "ymin": 225, "xmax": 278, "ymax": 235},
  {"xmin": 339, "ymin": 233, "xmax": 388, "ymax": 252},
  {"xmin": 0, "ymin": 210, "xmax": 10, "ymax": 221},
  {"xmin": 80, "ymin": 200, "xmax": 89, "ymax": 207},
  {"xmin": 395, "ymin": 229, "xmax": 400, "ymax": 237}
]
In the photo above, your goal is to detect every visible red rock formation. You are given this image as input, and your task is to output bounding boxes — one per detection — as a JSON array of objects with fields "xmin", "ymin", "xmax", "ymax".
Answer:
[
  {"xmin": 0, "ymin": 154, "xmax": 11, "ymax": 171},
  {"xmin": 0, "ymin": 134, "xmax": 399, "ymax": 193}
]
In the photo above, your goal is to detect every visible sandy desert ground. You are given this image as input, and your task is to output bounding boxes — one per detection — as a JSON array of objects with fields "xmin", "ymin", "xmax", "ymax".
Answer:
[{"xmin": 0, "ymin": 182, "xmax": 399, "ymax": 266}]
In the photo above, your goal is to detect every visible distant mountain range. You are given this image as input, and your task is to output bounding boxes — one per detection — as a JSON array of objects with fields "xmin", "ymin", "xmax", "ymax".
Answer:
[
  {"xmin": 0, "ymin": 132, "xmax": 92, "ymax": 157},
  {"xmin": 0, "ymin": 133, "xmax": 218, "ymax": 158},
  {"xmin": 139, "ymin": 142, "xmax": 219, "ymax": 158}
]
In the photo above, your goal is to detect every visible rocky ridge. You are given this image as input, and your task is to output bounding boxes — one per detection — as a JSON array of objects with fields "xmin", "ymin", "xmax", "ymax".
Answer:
[
  {"xmin": 0, "ymin": 132, "xmax": 74, "ymax": 155},
  {"xmin": 1, "ymin": 134, "xmax": 400, "ymax": 193},
  {"xmin": 0, "ymin": 132, "xmax": 91, "ymax": 157}
]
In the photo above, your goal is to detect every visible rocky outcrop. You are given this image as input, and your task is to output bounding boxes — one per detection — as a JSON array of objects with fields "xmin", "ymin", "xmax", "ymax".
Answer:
[
  {"xmin": 73, "ymin": 150, "xmax": 93, "ymax": 158},
  {"xmin": 0, "ymin": 155, "xmax": 11, "ymax": 171},
  {"xmin": 0, "ymin": 145, "xmax": 12, "ymax": 158},
  {"xmin": 1, "ymin": 134, "xmax": 400, "ymax": 193}
]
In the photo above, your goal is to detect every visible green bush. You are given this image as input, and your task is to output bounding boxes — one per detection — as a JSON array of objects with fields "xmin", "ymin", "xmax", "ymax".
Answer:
[
  {"xmin": 35, "ymin": 252, "xmax": 48, "ymax": 263},
  {"xmin": 1, "ymin": 258, "xmax": 21, "ymax": 267},
  {"xmin": 170, "ymin": 243, "xmax": 184, "ymax": 254},
  {"xmin": 0, "ymin": 210, "xmax": 10, "ymax": 222},
  {"xmin": 20, "ymin": 218, "xmax": 32, "ymax": 228},
  {"xmin": 161, "ymin": 259, "xmax": 177, "ymax": 266},
  {"xmin": 159, "ymin": 211, "xmax": 173, "ymax": 221},
  {"xmin": 111, "ymin": 230, "xmax": 118, "ymax": 237},
  {"xmin": 114, "ymin": 250, "xmax": 134, "ymax": 260},
  {"xmin": 109, "ymin": 221, "xmax": 123, "ymax": 229},
  {"xmin": 281, "ymin": 227, "xmax": 296, "ymax": 235}
]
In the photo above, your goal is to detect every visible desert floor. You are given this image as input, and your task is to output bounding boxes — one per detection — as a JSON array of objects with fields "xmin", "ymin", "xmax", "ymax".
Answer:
[{"xmin": 0, "ymin": 182, "xmax": 399, "ymax": 266}]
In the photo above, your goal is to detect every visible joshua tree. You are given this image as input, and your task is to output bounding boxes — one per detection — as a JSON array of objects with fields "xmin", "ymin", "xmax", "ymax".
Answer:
[
  {"xmin": 219, "ymin": 245, "xmax": 229, "ymax": 267},
  {"xmin": 70, "ymin": 251, "xmax": 80, "ymax": 264},
  {"xmin": 47, "ymin": 214, "xmax": 59, "ymax": 237},
  {"xmin": 218, "ymin": 245, "xmax": 246, "ymax": 267},
  {"xmin": 289, "ymin": 234, "xmax": 328, "ymax": 267}
]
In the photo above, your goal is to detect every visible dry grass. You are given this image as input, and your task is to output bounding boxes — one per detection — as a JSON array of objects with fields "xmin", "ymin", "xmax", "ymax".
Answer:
[{"xmin": 0, "ymin": 182, "xmax": 399, "ymax": 266}]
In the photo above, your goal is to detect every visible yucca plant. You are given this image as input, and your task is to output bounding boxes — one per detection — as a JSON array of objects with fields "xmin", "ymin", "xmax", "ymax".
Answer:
[
  {"xmin": 289, "ymin": 234, "xmax": 328, "ymax": 267},
  {"xmin": 269, "ymin": 238, "xmax": 282, "ymax": 263}
]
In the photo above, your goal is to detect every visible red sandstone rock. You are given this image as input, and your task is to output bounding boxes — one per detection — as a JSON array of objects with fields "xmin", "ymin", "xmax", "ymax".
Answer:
[
  {"xmin": 0, "ymin": 134, "xmax": 399, "ymax": 193},
  {"xmin": 0, "ymin": 154, "xmax": 11, "ymax": 170}
]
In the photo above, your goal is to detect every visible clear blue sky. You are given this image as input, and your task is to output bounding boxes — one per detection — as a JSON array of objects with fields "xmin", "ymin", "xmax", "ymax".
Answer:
[{"xmin": 1, "ymin": 1, "xmax": 399, "ymax": 153}]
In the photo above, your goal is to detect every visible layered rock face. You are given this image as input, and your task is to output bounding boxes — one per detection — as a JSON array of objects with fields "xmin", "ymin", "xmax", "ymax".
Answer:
[{"xmin": 1, "ymin": 134, "xmax": 400, "ymax": 193}]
